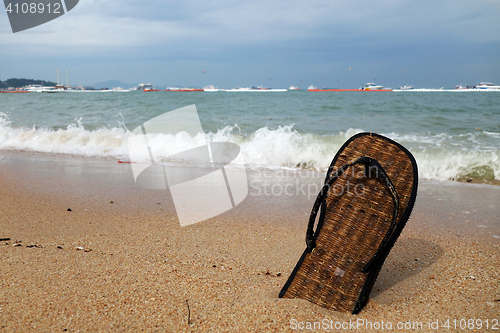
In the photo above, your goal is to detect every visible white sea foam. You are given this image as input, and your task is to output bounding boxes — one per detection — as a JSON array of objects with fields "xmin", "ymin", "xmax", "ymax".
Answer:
[
  {"xmin": 0, "ymin": 116, "xmax": 498, "ymax": 182},
  {"xmin": 0, "ymin": 117, "xmax": 130, "ymax": 158}
]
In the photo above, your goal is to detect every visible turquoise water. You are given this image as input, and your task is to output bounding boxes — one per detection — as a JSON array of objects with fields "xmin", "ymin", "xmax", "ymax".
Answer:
[{"xmin": 1, "ymin": 91, "xmax": 499, "ymax": 182}]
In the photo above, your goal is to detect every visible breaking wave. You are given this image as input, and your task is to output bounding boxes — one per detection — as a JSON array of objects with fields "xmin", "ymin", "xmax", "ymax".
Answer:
[{"xmin": 0, "ymin": 114, "xmax": 498, "ymax": 183}]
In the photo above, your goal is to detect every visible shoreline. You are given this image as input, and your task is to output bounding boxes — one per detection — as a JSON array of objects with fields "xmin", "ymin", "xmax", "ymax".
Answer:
[
  {"xmin": 1, "ymin": 151, "xmax": 499, "ymax": 331},
  {"xmin": 1, "ymin": 149, "xmax": 499, "ymax": 187}
]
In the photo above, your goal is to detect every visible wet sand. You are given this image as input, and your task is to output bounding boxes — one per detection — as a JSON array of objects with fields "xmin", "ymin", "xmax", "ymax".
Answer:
[{"xmin": 1, "ymin": 152, "xmax": 499, "ymax": 332}]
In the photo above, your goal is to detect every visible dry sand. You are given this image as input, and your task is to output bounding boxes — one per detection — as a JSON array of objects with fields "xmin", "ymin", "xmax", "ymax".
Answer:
[{"xmin": 0, "ymin": 152, "xmax": 499, "ymax": 332}]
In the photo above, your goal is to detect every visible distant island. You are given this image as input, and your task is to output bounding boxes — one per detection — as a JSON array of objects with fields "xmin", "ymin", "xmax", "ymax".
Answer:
[
  {"xmin": 0, "ymin": 78, "xmax": 57, "ymax": 89},
  {"xmin": 0, "ymin": 78, "xmax": 142, "ymax": 90}
]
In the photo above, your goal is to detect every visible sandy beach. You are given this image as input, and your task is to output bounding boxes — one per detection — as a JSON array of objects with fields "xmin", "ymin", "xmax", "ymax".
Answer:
[{"xmin": 1, "ymin": 152, "xmax": 499, "ymax": 332}]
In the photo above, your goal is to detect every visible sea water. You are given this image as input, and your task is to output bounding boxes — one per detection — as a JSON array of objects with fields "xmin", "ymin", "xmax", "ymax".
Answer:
[{"xmin": 0, "ymin": 91, "xmax": 499, "ymax": 183}]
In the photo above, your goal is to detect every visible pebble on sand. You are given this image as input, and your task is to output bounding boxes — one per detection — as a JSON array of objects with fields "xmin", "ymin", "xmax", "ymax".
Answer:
[{"xmin": 76, "ymin": 246, "xmax": 92, "ymax": 252}]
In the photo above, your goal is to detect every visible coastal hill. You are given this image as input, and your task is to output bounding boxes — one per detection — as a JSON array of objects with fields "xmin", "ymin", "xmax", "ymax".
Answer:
[
  {"xmin": 0, "ymin": 78, "xmax": 137, "ymax": 90},
  {"xmin": 0, "ymin": 78, "xmax": 57, "ymax": 89},
  {"xmin": 1, "ymin": 78, "xmax": 183, "ymax": 90}
]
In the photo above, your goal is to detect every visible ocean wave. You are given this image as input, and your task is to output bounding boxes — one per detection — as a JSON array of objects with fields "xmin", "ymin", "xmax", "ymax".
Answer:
[
  {"xmin": 0, "ymin": 115, "xmax": 130, "ymax": 158},
  {"xmin": 0, "ymin": 116, "xmax": 498, "ymax": 183}
]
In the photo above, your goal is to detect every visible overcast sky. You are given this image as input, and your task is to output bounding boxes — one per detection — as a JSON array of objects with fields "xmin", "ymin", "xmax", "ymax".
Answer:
[{"xmin": 1, "ymin": 0, "xmax": 499, "ymax": 88}]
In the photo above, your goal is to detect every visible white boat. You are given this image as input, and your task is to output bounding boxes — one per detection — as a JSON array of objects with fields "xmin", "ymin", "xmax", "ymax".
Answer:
[
  {"xmin": 308, "ymin": 85, "xmax": 318, "ymax": 90},
  {"xmin": 203, "ymin": 85, "xmax": 219, "ymax": 92},
  {"xmin": 361, "ymin": 83, "xmax": 385, "ymax": 90},
  {"xmin": 289, "ymin": 86, "xmax": 300, "ymax": 90},
  {"xmin": 474, "ymin": 82, "xmax": 500, "ymax": 90},
  {"xmin": 24, "ymin": 70, "xmax": 66, "ymax": 92},
  {"xmin": 24, "ymin": 84, "xmax": 55, "ymax": 92},
  {"xmin": 226, "ymin": 86, "xmax": 287, "ymax": 92},
  {"xmin": 399, "ymin": 85, "xmax": 414, "ymax": 90},
  {"xmin": 393, "ymin": 88, "xmax": 500, "ymax": 92},
  {"xmin": 137, "ymin": 83, "xmax": 153, "ymax": 91},
  {"xmin": 112, "ymin": 87, "xmax": 130, "ymax": 92},
  {"xmin": 226, "ymin": 87, "xmax": 251, "ymax": 92}
]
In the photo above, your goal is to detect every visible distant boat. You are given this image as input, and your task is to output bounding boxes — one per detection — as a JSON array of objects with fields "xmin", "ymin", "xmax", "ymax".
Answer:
[
  {"xmin": 308, "ymin": 88, "xmax": 360, "ymax": 92},
  {"xmin": 226, "ymin": 86, "xmax": 287, "ymax": 92},
  {"xmin": 204, "ymin": 85, "xmax": 219, "ymax": 92},
  {"xmin": 54, "ymin": 69, "xmax": 64, "ymax": 90},
  {"xmin": 226, "ymin": 87, "xmax": 251, "ymax": 92},
  {"xmin": 399, "ymin": 85, "xmax": 414, "ymax": 90},
  {"xmin": 24, "ymin": 84, "xmax": 55, "ymax": 92},
  {"xmin": 289, "ymin": 86, "xmax": 300, "ymax": 90},
  {"xmin": 137, "ymin": 83, "xmax": 153, "ymax": 91},
  {"xmin": 52, "ymin": 69, "xmax": 73, "ymax": 90},
  {"xmin": 165, "ymin": 88, "xmax": 203, "ymax": 92},
  {"xmin": 474, "ymin": 82, "xmax": 500, "ymax": 90},
  {"xmin": 361, "ymin": 83, "xmax": 385, "ymax": 90},
  {"xmin": 308, "ymin": 85, "xmax": 318, "ymax": 90},
  {"xmin": 112, "ymin": 87, "xmax": 129, "ymax": 92}
]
